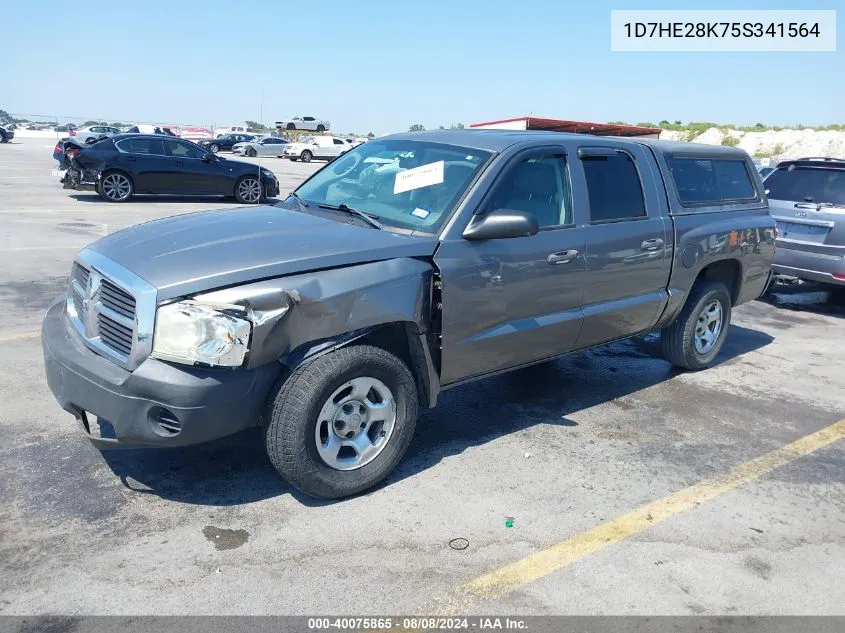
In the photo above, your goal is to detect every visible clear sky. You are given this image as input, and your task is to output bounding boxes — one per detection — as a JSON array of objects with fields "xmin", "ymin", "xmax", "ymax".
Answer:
[{"xmin": 1, "ymin": 0, "xmax": 842, "ymax": 134}]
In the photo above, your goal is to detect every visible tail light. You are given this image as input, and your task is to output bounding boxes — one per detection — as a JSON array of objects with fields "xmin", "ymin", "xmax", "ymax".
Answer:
[
  {"xmin": 54, "ymin": 143, "xmax": 63, "ymax": 153},
  {"xmin": 69, "ymin": 130, "xmax": 76, "ymax": 136},
  {"xmin": 68, "ymin": 148, "xmax": 80, "ymax": 158}
]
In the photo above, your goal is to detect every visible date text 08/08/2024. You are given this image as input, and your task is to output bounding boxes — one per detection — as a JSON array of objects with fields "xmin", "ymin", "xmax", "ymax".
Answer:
[{"xmin": 307, "ymin": 617, "xmax": 528, "ymax": 630}]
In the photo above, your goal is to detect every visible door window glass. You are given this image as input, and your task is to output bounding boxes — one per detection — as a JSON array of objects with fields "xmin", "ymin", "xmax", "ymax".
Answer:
[
  {"xmin": 582, "ymin": 152, "xmax": 646, "ymax": 222},
  {"xmin": 164, "ymin": 140, "xmax": 204, "ymax": 159},
  {"xmin": 488, "ymin": 155, "xmax": 572, "ymax": 228}
]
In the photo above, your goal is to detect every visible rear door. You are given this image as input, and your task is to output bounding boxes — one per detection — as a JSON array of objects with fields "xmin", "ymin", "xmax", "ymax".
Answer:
[
  {"xmin": 766, "ymin": 163, "xmax": 845, "ymax": 273},
  {"xmin": 573, "ymin": 145, "xmax": 670, "ymax": 349},
  {"xmin": 114, "ymin": 137, "xmax": 168, "ymax": 192}
]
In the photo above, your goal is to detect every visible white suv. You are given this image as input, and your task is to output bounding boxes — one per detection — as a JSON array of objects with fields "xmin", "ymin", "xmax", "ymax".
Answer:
[{"xmin": 283, "ymin": 136, "xmax": 351, "ymax": 162}]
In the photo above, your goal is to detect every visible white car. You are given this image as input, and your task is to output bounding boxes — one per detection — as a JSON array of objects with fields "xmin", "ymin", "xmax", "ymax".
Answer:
[
  {"xmin": 282, "ymin": 136, "xmax": 351, "ymax": 162},
  {"xmin": 69, "ymin": 125, "xmax": 122, "ymax": 143},
  {"xmin": 275, "ymin": 116, "xmax": 330, "ymax": 132},
  {"xmin": 232, "ymin": 136, "xmax": 289, "ymax": 157}
]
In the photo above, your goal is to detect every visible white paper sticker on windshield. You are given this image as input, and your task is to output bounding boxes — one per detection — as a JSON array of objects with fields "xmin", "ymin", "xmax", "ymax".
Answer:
[
  {"xmin": 394, "ymin": 160, "xmax": 444, "ymax": 194},
  {"xmin": 411, "ymin": 207, "xmax": 430, "ymax": 219}
]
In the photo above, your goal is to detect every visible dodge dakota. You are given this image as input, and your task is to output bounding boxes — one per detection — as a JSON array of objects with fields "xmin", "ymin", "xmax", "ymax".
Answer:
[{"xmin": 42, "ymin": 130, "xmax": 776, "ymax": 498}]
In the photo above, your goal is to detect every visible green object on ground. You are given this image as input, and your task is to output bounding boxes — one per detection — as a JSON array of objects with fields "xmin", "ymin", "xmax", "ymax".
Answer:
[{"xmin": 505, "ymin": 520, "xmax": 514, "ymax": 528}]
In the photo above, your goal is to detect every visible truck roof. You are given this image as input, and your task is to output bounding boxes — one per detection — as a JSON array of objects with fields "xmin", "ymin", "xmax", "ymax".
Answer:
[{"xmin": 385, "ymin": 129, "xmax": 751, "ymax": 159}]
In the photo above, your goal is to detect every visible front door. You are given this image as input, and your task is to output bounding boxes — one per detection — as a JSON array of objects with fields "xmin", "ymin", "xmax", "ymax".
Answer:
[
  {"xmin": 436, "ymin": 149, "xmax": 587, "ymax": 385},
  {"xmin": 573, "ymin": 145, "xmax": 670, "ymax": 349},
  {"xmin": 162, "ymin": 139, "xmax": 226, "ymax": 194}
]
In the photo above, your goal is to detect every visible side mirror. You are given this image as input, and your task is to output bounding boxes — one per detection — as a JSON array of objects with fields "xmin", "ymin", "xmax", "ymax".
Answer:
[
  {"xmin": 202, "ymin": 153, "xmax": 215, "ymax": 163},
  {"xmin": 463, "ymin": 208, "xmax": 539, "ymax": 240}
]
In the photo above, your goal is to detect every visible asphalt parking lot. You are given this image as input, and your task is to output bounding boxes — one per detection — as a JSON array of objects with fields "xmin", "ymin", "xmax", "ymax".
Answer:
[{"xmin": 1, "ymin": 136, "xmax": 844, "ymax": 617}]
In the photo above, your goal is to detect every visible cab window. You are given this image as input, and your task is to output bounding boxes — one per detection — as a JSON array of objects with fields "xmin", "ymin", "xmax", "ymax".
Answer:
[{"xmin": 487, "ymin": 155, "xmax": 572, "ymax": 228}]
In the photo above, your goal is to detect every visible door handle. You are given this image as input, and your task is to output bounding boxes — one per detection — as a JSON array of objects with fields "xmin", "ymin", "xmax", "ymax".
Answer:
[
  {"xmin": 640, "ymin": 238, "xmax": 664, "ymax": 251},
  {"xmin": 175, "ymin": 161, "xmax": 184, "ymax": 167},
  {"xmin": 547, "ymin": 249, "xmax": 579, "ymax": 265}
]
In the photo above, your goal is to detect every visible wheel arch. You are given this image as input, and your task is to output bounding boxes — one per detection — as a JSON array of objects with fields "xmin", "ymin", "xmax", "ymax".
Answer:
[
  {"xmin": 695, "ymin": 258, "xmax": 742, "ymax": 305},
  {"xmin": 656, "ymin": 256, "xmax": 743, "ymax": 329},
  {"xmin": 283, "ymin": 322, "xmax": 439, "ymax": 408}
]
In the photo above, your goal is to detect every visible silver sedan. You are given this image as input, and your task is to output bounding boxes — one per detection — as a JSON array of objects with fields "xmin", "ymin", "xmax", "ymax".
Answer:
[{"xmin": 232, "ymin": 136, "xmax": 290, "ymax": 157}]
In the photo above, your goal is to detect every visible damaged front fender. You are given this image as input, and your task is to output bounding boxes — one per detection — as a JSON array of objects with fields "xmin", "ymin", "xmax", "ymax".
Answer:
[{"xmin": 194, "ymin": 257, "xmax": 434, "ymax": 371}]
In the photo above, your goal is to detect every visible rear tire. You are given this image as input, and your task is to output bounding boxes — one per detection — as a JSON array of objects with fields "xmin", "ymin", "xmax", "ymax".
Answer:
[
  {"xmin": 97, "ymin": 170, "xmax": 134, "ymax": 202},
  {"xmin": 661, "ymin": 279, "xmax": 732, "ymax": 370},
  {"xmin": 286, "ymin": 123, "xmax": 296, "ymax": 130},
  {"xmin": 209, "ymin": 144, "xmax": 220, "ymax": 153},
  {"xmin": 316, "ymin": 124, "xmax": 326, "ymax": 132},
  {"xmin": 264, "ymin": 345, "xmax": 418, "ymax": 499},
  {"xmin": 300, "ymin": 150, "xmax": 312, "ymax": 163}
]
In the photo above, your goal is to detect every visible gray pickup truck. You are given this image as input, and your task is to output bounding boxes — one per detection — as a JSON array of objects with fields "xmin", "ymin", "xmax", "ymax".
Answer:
[{"xmin": 41, "ymin": 130, "xmax": 775, "ymax": 499}]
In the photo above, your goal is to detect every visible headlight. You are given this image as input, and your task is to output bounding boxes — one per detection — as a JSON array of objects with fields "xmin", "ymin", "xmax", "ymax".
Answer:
[
  {"xmin": 261, "ymin": 168, "xmax": 276, "ymax": 179},
  {"xmin": 152, "ymin": 301, "xmax": 251, "ymax": 367}
]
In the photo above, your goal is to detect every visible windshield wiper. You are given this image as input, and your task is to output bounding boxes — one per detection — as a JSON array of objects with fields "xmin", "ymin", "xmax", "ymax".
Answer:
[
  {"xmin": 318, "ymin": 203, "xmax": 383, "ymax": 230},
  {"xmin": 288, "ymin": 191, "xmax": 310, "ymax": 214}
]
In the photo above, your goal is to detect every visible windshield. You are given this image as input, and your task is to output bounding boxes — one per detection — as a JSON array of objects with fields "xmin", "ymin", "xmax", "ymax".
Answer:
[
  {"xmin": 291, "ymin": 139, "xmax": 492, "ymax": 233},
  {"xmin": 765, "ymin": 166, "xmax": 845, "ymax": 206}
]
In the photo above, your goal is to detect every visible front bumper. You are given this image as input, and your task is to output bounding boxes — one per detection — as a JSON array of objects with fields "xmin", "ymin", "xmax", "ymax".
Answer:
[
  {"xmin": 264, "ymin": 176, "xmax": 280, "ymax": 197},
  {"xmin": 41, "ymin": 300, "xmax": 280, "ymax": 449},
  {"xmin": 772, "ymin": 244, "xmax": 845, "ymax": 286}
]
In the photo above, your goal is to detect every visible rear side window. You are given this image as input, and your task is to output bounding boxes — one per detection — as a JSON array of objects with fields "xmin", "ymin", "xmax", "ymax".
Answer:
[
  {"xmin": 763, "ymin": 166, "xmax": 845, "ymax": 205},
  {"xmin": 582, "ymin": 152, "xmax": 646, "ymax": 222},
  {"xmin": 117, "ymin": 138, "xmax": 165, "ymax": 155},
  {"xmin": 669, "ymin": 157, "xmax": 756, "ymax": 204}
]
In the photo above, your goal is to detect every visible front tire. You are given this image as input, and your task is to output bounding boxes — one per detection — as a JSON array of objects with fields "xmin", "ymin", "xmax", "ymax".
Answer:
[
  {"xmin": 300, "ymin": 150, "xmax": 313, "ymax": 163},
  {"xmin": 264, "ymin": 345, "xmax": 418, "ymax": 499},
  {"xmin": 98, "ymin": 170, "xmax": 134, "ymax": 202},
  {"xmin": 234, "ymin": 175, "xmax": 263, "ymax": 204},
  {"xmin": 661, "ymin": 279, "xmax": 732, "ymax": 370},
  {"xmin": 246, "ymin": 147, "xmax": 257, "ymax": 157},
  {"xmin": 286, "ymin": 123, "xmax": 296, "ymax": 131}
]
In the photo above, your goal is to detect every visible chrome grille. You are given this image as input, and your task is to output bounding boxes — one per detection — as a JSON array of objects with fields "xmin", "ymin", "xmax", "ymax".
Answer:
[
  {"xmin": 97, "ymin": 313, "xmax": 133, "ymax": 355},
  {"xmin": 100, "ymin": 279, "xmax": 136, "ymax": 320},
  {"xmin": 66, "ymin": 249, "xmax": 157, "ymax": 371}
]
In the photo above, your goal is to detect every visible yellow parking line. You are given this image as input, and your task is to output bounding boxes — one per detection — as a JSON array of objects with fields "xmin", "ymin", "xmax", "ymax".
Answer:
[
  {"xmin": 0, "ymin": 331, "xmax": 40, "ymax": 342},
  {"xmin": 459, "ymin": 417, "xmax": 845, "ymax": 600}
]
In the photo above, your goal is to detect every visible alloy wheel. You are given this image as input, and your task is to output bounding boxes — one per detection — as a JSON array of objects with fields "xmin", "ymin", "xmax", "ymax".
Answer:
[
  {"xmin": 237, "ymin": 177, "xmax": 261, "ymax": 203},
  {"xmin": 101, "ymin": 173, "xmax": 131, "ymax": 201}
]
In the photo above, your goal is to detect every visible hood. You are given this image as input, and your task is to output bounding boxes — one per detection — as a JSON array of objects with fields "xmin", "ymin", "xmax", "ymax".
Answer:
[{"xmin": 88, "ymin": 205, "xmax": 438, "ymax": 301}]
